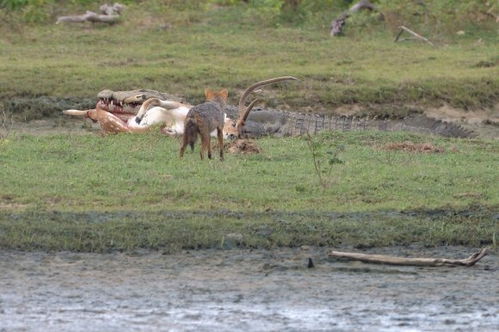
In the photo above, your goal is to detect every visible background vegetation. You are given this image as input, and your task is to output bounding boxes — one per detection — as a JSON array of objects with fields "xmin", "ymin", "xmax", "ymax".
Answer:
[
  {"xmin": 0, "ymin": 0, "xmax": 497, "ymax": 121},
  {"xmin": 1, "ymin": 0, "xmax": 497, "ymax": 29}
]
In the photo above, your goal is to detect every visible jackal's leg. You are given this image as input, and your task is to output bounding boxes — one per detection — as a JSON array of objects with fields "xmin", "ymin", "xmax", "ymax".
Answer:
[
  {"xmin": 206, "ymin": 134, "xmax": 212, "ymax": 160},
  {"xmin": 217, "ymin": 127, "xmax": 224, "ymax": 161},
  {"xmin": 179, "ymin": 133, "xmax": 189, "ymax": 158},
  {"xmin": 200, "ymin": 133, "xmax": 209, "ymax": 160}
]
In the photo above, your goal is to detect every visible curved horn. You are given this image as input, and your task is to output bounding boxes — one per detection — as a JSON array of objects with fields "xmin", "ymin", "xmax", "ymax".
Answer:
[
  {"xmin": 236, "ymin": 98, "xmax": 261, "ymax": 133},
  {"xmin": 238, "ymin": 76, "xmax": 298, "ymax": 111},
  {"xmin": 63, "ymin": 109, "xmax": 91, "ymax": 117},
  {"xmin": 236, "ymin": 76, "xmax": 298, "ymax": 137}
]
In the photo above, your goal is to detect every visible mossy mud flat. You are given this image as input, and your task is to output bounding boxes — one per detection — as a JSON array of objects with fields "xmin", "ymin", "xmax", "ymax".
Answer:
[
  {"xmin": 1, "ymin": 207, "xmax": 497, "ymax": 252},
  {"xmin": 0, "ymin": 247, "xmax": 497, "ymax": 331},
  {"xmin": 0, "ymin": 96, "xmax": 499, "ymax": 139}
]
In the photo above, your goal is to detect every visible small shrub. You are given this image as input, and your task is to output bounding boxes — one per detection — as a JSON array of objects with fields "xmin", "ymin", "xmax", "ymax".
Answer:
[{"xmin": 304, "ymin": 132, "xmax": 345, "ymax": 190}]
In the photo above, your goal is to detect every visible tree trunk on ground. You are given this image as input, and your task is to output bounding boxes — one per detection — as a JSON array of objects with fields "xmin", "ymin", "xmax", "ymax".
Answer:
[
  {"xmin": 56, "ymin": 3, "xmax": 125, "ymax": 25},
  {"xmin": 329, "ymin": 248, "xmax": 489, "ymax": 267}
]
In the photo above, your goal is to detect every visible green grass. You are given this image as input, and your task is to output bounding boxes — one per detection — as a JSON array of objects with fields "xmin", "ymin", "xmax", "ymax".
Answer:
[
  {"xmin": 1, "ymin": 132, "xmax": 498, "ymax": 212},
  {"xmin": 0, "ymin": 131, "xmax": 498, "ymax": 251},
  {"xmin": 0, "ymin": 3, "xmax": 497, "ymax": 120}
]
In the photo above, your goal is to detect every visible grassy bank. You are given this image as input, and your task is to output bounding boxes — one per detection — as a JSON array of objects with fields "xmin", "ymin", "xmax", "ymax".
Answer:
[
  {"xmin": 1, "ymin": 209, "xmax": 495, "ymax": 252},
  {"xmin": 0, "ymin": 3, "xmax": 498, "ymax": 121},
  {"xmin": 1, "ymin": 131, "xmax": 497, "ymax": 251}
]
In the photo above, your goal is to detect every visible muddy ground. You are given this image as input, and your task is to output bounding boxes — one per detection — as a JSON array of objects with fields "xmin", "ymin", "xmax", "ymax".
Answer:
[
  {"xmin": 0, "ymin": 247, "xmax": 497, "ymax": 331},
  {"xmin": 2, "ymin": 114, "xmax": 498, "ymax": 139},
  {"xmin": 1, "ymin": 101, "xmax": 498, "ymax": 139},
  {"xmin": 0, "ymin": 117, "xmax": 101, "ymax": 137}
]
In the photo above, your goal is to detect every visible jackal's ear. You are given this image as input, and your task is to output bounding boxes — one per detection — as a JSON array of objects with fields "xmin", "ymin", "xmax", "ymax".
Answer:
[
  {"xmin": 218, "ymin": 89, "xmax": 229, "ymax": 100},
  {"xmin": 204, "ymin": 88, "xmax": 214, "ymax": 100}
]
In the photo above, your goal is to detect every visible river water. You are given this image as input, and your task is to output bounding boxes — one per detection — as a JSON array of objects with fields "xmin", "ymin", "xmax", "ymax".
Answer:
[{"xmin": 0, "ymin": 247, "xmax": 497, "ymax": 331}]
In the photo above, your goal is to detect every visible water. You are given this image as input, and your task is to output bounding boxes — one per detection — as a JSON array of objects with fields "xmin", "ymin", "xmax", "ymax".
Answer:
[{"xmin": 0, "ymin": 247, "xmax": 497, "ymax": 331}]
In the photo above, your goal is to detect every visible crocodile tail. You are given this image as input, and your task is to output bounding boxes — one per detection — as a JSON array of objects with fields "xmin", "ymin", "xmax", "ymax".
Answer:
[
  {"xmin": 275, "ymin": 112, "xmax": 476, "ymax": 138},
  {"xmin": 401, "ymin": 115, "xmax": 476, "ymax": 138}
]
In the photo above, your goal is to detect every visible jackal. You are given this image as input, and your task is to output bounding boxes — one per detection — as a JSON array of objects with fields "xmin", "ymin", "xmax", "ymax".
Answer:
[{"xmin": 179, "ymin": 89, "xmax": 227, "ymax": 161}]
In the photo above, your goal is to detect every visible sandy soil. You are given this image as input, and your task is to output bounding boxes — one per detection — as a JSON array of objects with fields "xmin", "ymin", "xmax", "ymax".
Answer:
[
  {"xmin": 0, "ymin": 247, "xmax": 497, "ymax": 331},
  {"xmin": 424, "ymin": 104, "xmax": 499, "ymax": 139}
]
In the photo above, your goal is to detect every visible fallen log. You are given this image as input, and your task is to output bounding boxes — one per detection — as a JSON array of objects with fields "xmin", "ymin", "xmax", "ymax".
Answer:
[
  {"xmin": 56, "ymin": 11, "xmax": 121, "ymax": 24},
  {"xmin": 329, "ymin": 248, "xmax": 489, "ymax": 267},
  {"xmin": 56, "ymin": 3, "xmax": 125, "ymax": 25}
]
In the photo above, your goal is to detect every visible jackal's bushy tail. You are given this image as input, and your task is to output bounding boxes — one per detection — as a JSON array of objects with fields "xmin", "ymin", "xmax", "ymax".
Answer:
[{"xmin": 183, "ymin": 117, "xmax": 198, "ymax": 151}]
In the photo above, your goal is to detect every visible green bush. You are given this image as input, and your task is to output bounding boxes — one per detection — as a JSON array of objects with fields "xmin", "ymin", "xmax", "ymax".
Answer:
[
  {"xmin": 0, "ymin": 0, "xmax": 29, "ymax": 10},
  {"xmin": 1, "ymin": 0, "xmax": 54, "ymax": 23},
  {"xmin": 1, "ymin": 0, "xmax": 496, "ymax": 30}
]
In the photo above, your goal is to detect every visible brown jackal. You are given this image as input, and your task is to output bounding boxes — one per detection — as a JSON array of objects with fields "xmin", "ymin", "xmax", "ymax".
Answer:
[{"xmin": 179, "ymin": 89, "xmax": 227, "ymax": 161}]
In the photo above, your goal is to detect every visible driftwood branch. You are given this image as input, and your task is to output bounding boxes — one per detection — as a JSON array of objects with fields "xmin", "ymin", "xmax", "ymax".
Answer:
[
  {"xmin": 329, "ymin": 248, "xmax": 489, "ymax": 267},
  {"xmin": 56, "ymin": 3, "xmax": 125, "ymax": 25},
  {"xmin": 330, "ymin": 0, "xmax": 378, "ymax": 36},
  {"xmin": 395, "ymin": 25, "xmax": 434, "ymax": 46},
  {"xmin": 484, "ymin": 5, "xmax": 499, "ymax": 22}
]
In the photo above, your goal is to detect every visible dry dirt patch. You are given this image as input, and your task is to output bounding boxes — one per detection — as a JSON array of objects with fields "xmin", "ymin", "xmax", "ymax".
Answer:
[
  {"xmin": 226, "ymin": 139, "xmax": 262, "ymax": 154},
  {"xmin": 381, "ymin": 141, "xmax": 446, "ymax": 153},
  {"xmin": 424, "ymin": 103, "xmax": 499, "ymax": 139}
]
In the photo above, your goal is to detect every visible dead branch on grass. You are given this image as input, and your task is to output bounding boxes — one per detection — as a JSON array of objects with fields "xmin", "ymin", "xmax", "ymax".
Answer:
[
  {"xmin": 329, "ymin": 248, "xmax": 489, "ymax": 267},
  {"xmin": 395, "ymin": 26, "xmax": 434, "ymax": 46}
]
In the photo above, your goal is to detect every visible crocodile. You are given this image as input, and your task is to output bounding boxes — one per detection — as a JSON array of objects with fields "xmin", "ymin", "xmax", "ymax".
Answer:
[
  {"xmin": 65, "ymin": 88, "xmax": 475, "ymax": 138},
  {"xmin": 224, "ymin": 106, "xmax": 476, "ymax": 138}
]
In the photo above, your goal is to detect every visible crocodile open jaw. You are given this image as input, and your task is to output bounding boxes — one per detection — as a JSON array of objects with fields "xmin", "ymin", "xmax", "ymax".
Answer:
[{"xmin": 96, "ymin": 89, "xmax": 176, "ymax": 116}]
